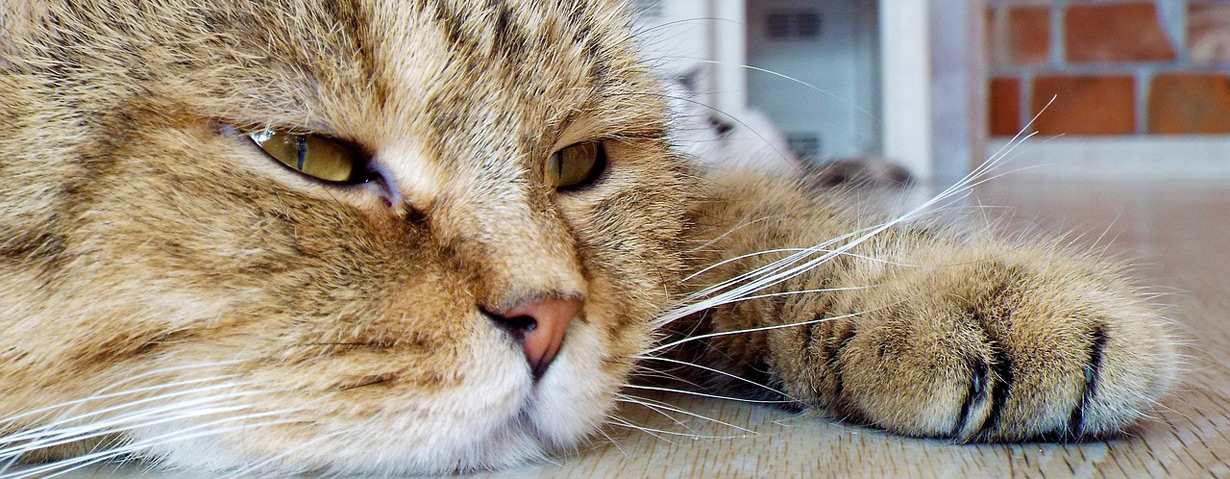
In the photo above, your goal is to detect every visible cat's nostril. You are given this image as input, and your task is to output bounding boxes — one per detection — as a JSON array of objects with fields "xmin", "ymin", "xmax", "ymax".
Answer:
[
  {"xmin": 483, "ymin": 297, "xmax": 582, "ymax": 381},
  {"xmin": 490, "ymin": 313, "xmax": 537, "ymax": 334}
]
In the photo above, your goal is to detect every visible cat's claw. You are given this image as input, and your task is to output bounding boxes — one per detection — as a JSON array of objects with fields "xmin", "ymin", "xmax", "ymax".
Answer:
[{"xmin": 816, "ymin": 253, "xmax": 1177, "ymax": 443}]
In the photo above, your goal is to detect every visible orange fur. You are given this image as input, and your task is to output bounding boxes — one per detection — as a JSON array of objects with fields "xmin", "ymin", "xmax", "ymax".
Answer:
[{"xmin": 0, "ymin": 0, "xmax": 1175, "ymax": 475}]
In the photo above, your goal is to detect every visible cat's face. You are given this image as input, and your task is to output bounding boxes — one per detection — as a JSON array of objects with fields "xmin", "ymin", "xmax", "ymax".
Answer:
[{"xmin": 0, "ymin": 0, "xmax": 689, "ymax": 473}]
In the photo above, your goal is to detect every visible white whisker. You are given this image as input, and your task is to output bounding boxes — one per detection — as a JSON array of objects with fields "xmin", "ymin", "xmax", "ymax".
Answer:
[
  {"xmin": 615, "ymin": 397, "xmax": 697, "ymax": 434},
  {"xmin": 3, "ymin": 411, "xmax": 304, "ymax": 479},
  {"xmin": 623, "ymin": 385, "xmax": 791, "ymax": 404},
  {"xmin": 0, "ymin": 386, "xmax": 289, "ymax": 464},
  {"xmin": 1, "ymin": 398, "xmax": 264, "ymax": 460},
  {"xmin": 684, "ymin": 217, "xmax": 773, "ymax": 254},
  {"xmin": 607, "ymin": 416, "xmax": 747, "ymax": 440},
  {"xmin": 725, "ymin": 285, "xmax": 871, "ymax": 303},
  {"xmin": 617, "ymin": 393, "xmax": 755, "ymax": 434},
  {"xmin": 0, "ymin": 361, "xmax": 244, "ymax": 429},
  {"xmin": 646, "ymin": 307, "xmax": 877, "ymax": 356},
  {"xmin": 682, "ymin": 247, "xmax": 903, "ymax": 285},
  {"xmin": 605, "ymin": 416, "xmax": 678, "ymax": 445},
  {"xmin": 685, "ymin": 58, "xmax": 876, "ymax": 118},
  {"xmin": 1, "ymin": 380, "xmax": 257, "ymax": 448},
  {"xmin": 632, "ymin": 355, "xmax": 794, "ymax": 400}
]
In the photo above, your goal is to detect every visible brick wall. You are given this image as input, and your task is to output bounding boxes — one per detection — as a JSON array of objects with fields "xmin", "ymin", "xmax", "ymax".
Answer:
[{"xmin": 988, "ymin": 0, "xmax": 1230, "ymax": 137}]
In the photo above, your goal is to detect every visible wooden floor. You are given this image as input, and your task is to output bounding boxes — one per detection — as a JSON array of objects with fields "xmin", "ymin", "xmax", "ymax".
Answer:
[{"xmin": 74, "ymin": 180, "xmax": 1230, "ymax": 478}]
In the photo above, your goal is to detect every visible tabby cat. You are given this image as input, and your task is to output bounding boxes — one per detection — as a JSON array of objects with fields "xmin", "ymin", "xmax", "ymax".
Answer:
[{"xmin": 0, "ymin": 0, "xmax": 1176, "ymax": 476}]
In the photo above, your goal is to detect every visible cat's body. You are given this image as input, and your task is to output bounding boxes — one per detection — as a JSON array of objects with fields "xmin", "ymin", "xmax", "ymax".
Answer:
[{"xmin": 0, "ymin": 0, "xmax": 1175, "ymax": 476}]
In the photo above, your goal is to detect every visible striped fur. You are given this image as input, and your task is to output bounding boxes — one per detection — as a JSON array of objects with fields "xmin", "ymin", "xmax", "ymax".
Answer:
[{"xmin": 0, "ymin": 0, "xmax": 1176, "ymax": 475}]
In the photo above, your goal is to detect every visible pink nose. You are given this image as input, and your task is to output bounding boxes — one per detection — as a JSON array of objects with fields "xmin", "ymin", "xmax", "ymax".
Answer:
[{"xmin": 487, "ymin": 297, "xmax": 583, "ymax": 380}]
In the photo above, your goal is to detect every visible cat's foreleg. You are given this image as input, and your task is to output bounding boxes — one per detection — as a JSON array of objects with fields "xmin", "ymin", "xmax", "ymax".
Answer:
[
  {"xmin": 703, "ymin": 235, "xmax": 1177, "ymax": 442},
  {"xmin": 678, "ymin": 176, "xmax": 1177, "ymax": 442}
]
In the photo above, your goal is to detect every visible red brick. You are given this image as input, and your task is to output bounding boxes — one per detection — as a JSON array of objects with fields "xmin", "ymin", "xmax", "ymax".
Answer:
[
  {"xmin": 1188, "ymin": 4, "xmax": 1230, "ymax": 64},
  {"xmin": 990, "ymin": 6, "xmax": 1051, "ymax": 66},
  {"xmin": 1065, "ymin": 3, "xmax": 1176, "ymax": 63},
  {"xmin": 1148, "ymin": 74, "xmax": 1230, "ymax": 134},
  {"xmin": 989, "ymin": 78, "xmax": 1022, "ymax": 136},
  {"xmin": 1032, "ymin": 76, "xmax": 1135, "ymax": 135}
]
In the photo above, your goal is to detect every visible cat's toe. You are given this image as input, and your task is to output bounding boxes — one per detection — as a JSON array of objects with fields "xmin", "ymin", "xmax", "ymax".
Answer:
[
  {"xmin": 949, "ymin": 324, "xmax": 1122, "ymax": 442},
  {"xmin": 825, "ymin": 258, "xmax": 1178, "ymax": 443}
]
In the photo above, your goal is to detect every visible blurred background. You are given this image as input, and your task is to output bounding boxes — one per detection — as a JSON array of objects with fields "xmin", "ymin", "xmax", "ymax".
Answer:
[{"xmin": 632, "ymin": 0, "xmax": 1230, "ymax": 186}]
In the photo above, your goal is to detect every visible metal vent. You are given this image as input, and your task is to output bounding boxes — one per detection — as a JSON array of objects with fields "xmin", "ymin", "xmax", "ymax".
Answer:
[
  {"xmin": 766, "ymin": 10, "xmax": 822, "ymax": 40},
  {"xmin": 787, "ymin": 133, "xmax": 821, "ymax": 159}
]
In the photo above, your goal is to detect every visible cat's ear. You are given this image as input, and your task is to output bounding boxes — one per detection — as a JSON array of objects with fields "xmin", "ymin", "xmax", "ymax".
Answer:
[{"xmin": 0, "ymin": 0, "xmax": 48, "ymax": 70}]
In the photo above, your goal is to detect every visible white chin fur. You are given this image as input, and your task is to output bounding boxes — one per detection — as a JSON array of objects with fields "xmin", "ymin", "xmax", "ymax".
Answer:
[
  {"xmin": 131, "ymin": 323, "xmax": 615, "ymax": 476},
  {"xmin": 523, "ymin": 323, "xmax": 615, "ymax": 449}
]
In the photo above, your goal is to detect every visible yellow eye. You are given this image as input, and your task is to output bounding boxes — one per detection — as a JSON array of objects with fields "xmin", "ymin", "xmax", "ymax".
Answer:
[
  {"xmin": 546, "ymin": 141, "xmax": 607, "ymax": 189},
  {"xmin": 249, "ymin": 130, "xmax": 358, "ymax": 183}
]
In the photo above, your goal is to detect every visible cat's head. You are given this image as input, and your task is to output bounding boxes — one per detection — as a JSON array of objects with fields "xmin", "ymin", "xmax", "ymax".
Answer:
[{"xmin": 0, "ymin": 0, "xmax": 689, "ymax": 473}]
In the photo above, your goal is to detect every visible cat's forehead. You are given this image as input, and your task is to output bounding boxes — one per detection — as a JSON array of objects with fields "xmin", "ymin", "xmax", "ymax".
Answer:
[
  {"xmin": 7, "ymin": 0, "xmax": 668, "ymax": 185},
  {"xmin": 365, "ymin": 1, "xmax": 645, "ymax": 140},
  {"xmin": 4, "ymin": 1, "xmax": 653, "ymax": 134},
  {"xmin": 229, "ymin": 0, "xmax": 659, "ymax": 145}
]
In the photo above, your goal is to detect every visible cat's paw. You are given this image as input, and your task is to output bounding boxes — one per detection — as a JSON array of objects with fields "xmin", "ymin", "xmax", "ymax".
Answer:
[{"xmin": 813, "ymin": 246, "xmax": 1177, "ymax": 442}]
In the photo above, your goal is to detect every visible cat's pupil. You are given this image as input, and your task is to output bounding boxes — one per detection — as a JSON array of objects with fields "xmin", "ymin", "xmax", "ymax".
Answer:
[
  {"xmin": 295, "ymin": 135, "xmax": 307, "ymax": 170},
  {"xmin": 548, "ymin": 141, "xmax": 606, "ymax": 190},
  {"xmin": 249, "ymin": 130, "xmax": 358, "ymax": 184}
]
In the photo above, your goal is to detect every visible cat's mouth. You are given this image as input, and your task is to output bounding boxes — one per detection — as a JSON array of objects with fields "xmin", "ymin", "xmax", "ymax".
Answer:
[{"xmin": 499, "ymin": 321, "xmax": 617, "ymax": 453}]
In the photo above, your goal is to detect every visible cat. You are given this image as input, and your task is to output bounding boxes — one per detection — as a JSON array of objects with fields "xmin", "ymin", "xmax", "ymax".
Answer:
[{"xmin": 0, "ymin": 0, "xmax": 1177, "ymax": 476}]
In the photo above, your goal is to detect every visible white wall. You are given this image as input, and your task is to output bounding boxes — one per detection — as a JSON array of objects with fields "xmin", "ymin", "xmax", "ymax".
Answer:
[
  {"xmin": 638, "ymin": 0, "xmax": 950, "ymax": 182},
  {"xmin": 745, "ymin": 0, "xmax": 881, "ymax": 161},
  {"xmin": 879, "ymin": 0, "xmax": 933, "ymax": 181}
]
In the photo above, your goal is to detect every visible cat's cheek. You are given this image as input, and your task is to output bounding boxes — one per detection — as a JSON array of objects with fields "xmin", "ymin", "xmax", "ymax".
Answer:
[
  {"xmin": 129, "ymin": 321, "xmax": 634, "ymax": 475},
  {"xmin": 132, "ymin": 330, "xmax": 543, "ymax": 474}
]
